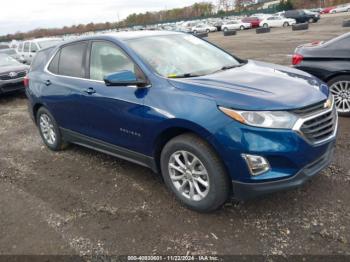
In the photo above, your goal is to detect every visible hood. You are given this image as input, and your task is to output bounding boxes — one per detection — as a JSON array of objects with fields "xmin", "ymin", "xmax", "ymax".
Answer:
[
  {"xmin": 168, "ymin": 60, "xmax": 328, "ymax": 111},
  {"xmin": 0, "ymin": 65, "xmax": 29, "ymax": 75}
]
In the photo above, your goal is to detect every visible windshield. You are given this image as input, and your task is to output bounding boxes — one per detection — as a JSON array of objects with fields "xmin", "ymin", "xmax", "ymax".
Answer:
[
  {"xmin": 37, "ymin": 40, "xmax": 61, "ymax": 49},
  {"xmin": 127, "ymin": 34, "xmax": 240, "ymax": 78},
  {"xmin": 0, "ymin": 54, "xmax": 21, "ymax": 66}
]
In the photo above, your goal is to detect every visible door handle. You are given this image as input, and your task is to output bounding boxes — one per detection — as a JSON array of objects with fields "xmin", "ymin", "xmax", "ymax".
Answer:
[
  {"xmin": 45, "ymin": 80, "xmax": 51, "ymax": 86},
  {"xmin": 83, "ymin": 87, "xmax": 96, "ymax": 95}
]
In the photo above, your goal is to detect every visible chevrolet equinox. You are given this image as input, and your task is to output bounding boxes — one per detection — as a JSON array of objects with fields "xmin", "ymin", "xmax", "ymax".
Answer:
[{"xmin": 25, "ymin": 31, "xmax": 338, "ymax": 212}]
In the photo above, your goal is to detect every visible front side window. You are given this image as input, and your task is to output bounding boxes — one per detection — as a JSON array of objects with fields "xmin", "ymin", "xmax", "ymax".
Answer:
[
  {"xmin": 18, "ymin": 43, "xmax": 23, "ymax": 52},
  {"xmin": 30, "ymin": 43, "xmax": 39, "ymax": 53},
  {"xmin": 58, "ymin": 42, "xmax": 87, "ymax": 78},
  {"xmin": 127, "ymin": 34, "xmax": 239, "ymax": 78},
  {"xmin": 90, "ymin": 41, "xmax": 135, "ymax": 81}
]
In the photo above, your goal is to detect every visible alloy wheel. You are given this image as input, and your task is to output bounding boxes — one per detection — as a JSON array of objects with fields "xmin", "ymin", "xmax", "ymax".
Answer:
[
  {"xmin": 330, "ymin": 81, "xmax": 350, "ymax": 113},
  {"xmin": 168, "ymin": 150, "xmax": 210, "ymax": 201},
  {"xmin": 39, "ymin": 114, "xmax": 56, "ymax": 145}
]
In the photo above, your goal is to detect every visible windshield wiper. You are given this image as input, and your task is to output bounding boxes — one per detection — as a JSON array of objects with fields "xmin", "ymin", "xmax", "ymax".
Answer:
[{"xmin": 211, "ymin": 62, "xmax": 246, "ymax": 74}]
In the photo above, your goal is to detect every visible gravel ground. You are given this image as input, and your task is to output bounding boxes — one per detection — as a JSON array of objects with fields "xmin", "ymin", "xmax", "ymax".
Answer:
[{"xmin": 0, "ymin": 13, "xmax": 349, "ymax": 257}]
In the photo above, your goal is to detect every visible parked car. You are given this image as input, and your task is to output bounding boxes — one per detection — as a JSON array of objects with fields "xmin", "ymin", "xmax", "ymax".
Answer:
[
  {"xmin": 222, "ymin": 20, "xmax": 251, "ymax": 31},
  {"xmin": 241, "ymin": 17, "xmax": 261, "ymax": 28},
  {"xmin": 17, "ymin": 38, "xmax": 61, "ymax": 65},
  {"xmin": 303, "ymin": 9, "xmax": 321, "ymax": 22},
  {"xmin": 260, "ymin": 16, "xmax": 296, "ymax": 28},
  {"xmin": 26, "ymin": 31, "xmax": 337, "ymax": 212},
  {"xmin": 321, "ymin": 6, "xmax": 336, "ymax": 14},
  {"xmin": 293, "ymin": 32, "xmax": 350, "ymax": 116},
  {"xmin": 0, "ymin": 43, "xmax": 10, "ymax": 50},
  {"xmin": 192, "ymin": 24, "xmax": 217, "ymax": 34},
  {"xmin": 0, "ymin": 54, "xmax": 29, "ymax": 94},
  {"xmin": 284, "ymin": 10, "xmax": 320, "ymax": 23},
  {"xmin": 0, "ymin": 48, "xmax": 21, "ymax": 61},
  {"xmin": 330, "ymin": 4, "xmax": 350, "ymax": 13}
]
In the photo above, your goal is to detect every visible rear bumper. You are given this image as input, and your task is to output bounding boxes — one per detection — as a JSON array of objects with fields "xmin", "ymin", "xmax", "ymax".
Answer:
[{"xmin": 232, "ymin": 142, "xmax": 335, "ymax": 200}]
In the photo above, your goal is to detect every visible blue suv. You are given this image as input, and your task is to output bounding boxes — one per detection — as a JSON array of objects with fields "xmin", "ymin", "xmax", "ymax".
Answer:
[{"xmin": 25, "ymin": 31, "xmax": 338, "ymax": 212}]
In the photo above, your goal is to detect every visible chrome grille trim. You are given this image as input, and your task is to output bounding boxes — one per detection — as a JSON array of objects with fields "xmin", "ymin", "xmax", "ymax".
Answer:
[{"xmin": 293, "ymin": 96, "xmax": 338, "ymax": 146}]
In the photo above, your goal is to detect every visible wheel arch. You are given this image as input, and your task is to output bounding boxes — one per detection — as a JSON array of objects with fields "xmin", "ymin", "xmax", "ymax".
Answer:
[
  {"xmin": 325, "ymin": 72, "xmax": 350, "ymax": 83},
  {"xmin": 152, "ymin": 121, "xmax": 228, "ymax": 176},
  {"xmin": 32, "ymin": 103, "xmax": 44, "ymax": 122}
]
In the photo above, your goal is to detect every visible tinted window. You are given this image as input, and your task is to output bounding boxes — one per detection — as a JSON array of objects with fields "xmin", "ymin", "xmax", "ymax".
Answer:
[
  {"xmin": 90, "ymin": 41, "xmax": 135, "ymax": 81},
  {"xmin": 38, "ymin": 40, "xmax": 61, "ymax": 49},
  {"xmin": 24, "ymin": 42, "xmax": 30, "ymax": 52},
  {"xmin": 58, "ymin": 42, "xmax": 87, "ymax": 78}
]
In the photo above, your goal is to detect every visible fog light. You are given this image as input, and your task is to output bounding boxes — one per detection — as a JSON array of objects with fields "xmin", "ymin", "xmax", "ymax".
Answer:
[{"xmin": 242, "ymin": 154, "xmax": 270, "ymax": 176}]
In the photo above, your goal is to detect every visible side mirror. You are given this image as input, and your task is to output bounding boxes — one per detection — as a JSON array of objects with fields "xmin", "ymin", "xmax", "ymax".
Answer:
[
  {"xmin": 31, "ymin": 49, "xmax": 37, "ymax": 53},
  {"xmin": 103, "ymin": 70, "xmax": 148, "ymax": 87}
]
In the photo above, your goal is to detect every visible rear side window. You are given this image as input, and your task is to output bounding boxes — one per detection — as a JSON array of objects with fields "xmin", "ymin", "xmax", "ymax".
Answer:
[
  {"xmin": 57, "ymin": 42, "xmax": 87, "ymax": 78},
  {"xmin": 30, "ymin": 43, "xmax": 39, "ymax": 53},
  {"xmin": 24, "ymin": 42, "xmax": 30, "ymax": 52},
  {"xmin": 48, "ymin": 51, "xmax": 60, "ymax": 74}
]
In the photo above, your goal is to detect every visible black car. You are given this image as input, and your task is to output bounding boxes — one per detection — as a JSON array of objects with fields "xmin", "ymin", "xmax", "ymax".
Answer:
[
  {"xmin": 285, "ymin": 10, "xmax": 320, "ymax": 23},
  {"xmin": 0, "ymin": 54, "xmax": 29, "ymax": 94},
  {"xmin": 293, "ymin": 32, "xmax": 350, "ymax": 116}
]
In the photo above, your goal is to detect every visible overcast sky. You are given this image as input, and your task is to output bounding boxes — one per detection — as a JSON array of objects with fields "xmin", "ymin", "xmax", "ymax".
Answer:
[{"xmin": 0, "ymin": 0, "xmax": 206, "ymax": 35}]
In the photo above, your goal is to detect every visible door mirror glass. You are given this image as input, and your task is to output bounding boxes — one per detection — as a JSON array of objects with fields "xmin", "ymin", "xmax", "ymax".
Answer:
[{"xmin": 103, "ymin": 70, "xmax": 147, "ymax": 87}]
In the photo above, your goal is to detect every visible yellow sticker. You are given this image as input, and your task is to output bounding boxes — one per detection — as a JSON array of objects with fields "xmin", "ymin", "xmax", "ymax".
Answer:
[{"xmin": 168, "ymin": 74, "xmax": 177, "ymax": 78}]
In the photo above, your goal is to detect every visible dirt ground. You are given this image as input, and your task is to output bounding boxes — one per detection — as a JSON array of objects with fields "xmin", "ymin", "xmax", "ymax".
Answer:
[{"xmin": 0, "ymin": 13, "xmax": 350, "ymax": 257}]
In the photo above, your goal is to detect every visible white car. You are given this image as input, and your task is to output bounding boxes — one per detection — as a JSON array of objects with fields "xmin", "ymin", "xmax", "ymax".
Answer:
[
  {"xmin": 330, "ymin": 4, "xmax": 350, "ymax": 13},
  {"xmin": 259, "ymin": 16, "xmax": 296, "ymax": 28},
  {"xmin": 221, "ymin": 20, "xmax": 252, "ymax": 31},
  {"xmin": 192, "ymin": 24, "xmax": 217, "ymax": 34},
  {"xmin": 17, "ymin": 38, "xmax": 62, "ymax": 65}
]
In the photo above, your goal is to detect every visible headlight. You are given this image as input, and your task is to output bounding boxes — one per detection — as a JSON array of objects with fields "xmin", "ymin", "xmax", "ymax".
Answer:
[{"xmin": 219, "ymin": 107, "xmax": 298, "ymax": 129}]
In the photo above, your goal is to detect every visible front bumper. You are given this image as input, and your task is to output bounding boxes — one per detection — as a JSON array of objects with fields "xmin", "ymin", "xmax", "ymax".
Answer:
[
  {"xmin": 0, "ymin": 78, "xmax": 25, "ymax": 94},
  {"xmin": 232, "ymin": 142, "xmax": 335, "ymax": 200}
]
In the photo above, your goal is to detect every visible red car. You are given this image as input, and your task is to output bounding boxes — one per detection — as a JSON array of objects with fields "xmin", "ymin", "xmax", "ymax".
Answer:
[
  {"xmin": 321, "ymin": 6, "xmax": 336, "ymax": 14},
  {"xmin": 242, "ymin": 17, "xmax": 261, "ymax": 28}
]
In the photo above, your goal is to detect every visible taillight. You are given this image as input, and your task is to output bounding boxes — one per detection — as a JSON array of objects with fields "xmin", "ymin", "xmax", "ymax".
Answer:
[
  {"xmin": 292, "ymin": 54, "xmax": 304, "ymax": 65},
  {"xmin": 24, "ymin": 75, "xmax": 29, "ymax": 88}
]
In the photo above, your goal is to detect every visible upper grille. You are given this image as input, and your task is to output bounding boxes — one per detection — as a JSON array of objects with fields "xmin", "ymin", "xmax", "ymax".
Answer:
[
  {"xmin": 299, "ymin": 106, "xmax": 337, "ymax": 144},
  {"xmin": 0, "ymin": 71, "xmax": 26, "ymax": 80},
  {"xmin": 292, "ymin": 100, "xmax": 326, "ymax": 116}
]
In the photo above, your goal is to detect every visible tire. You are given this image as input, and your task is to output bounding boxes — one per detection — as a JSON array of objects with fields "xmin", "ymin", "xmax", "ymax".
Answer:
[
  {"xmin": 206, "ymin": 29, "xmax": 210, "ymax": 33},
  {"xmin": 283, "ymin": 22, "xmax": 289, "ymax": 27},
  {"xmin": 240, "ymin": 26, "xmax": 244, "ymax": 30},
  {"xmin": 160, "ymin": 133, "xmax": 230, "ymax": 212},
  {"xmin": 193, "ymin": 30, "xmax": 197, "ymax": 35},
  {"xmin": 328, "ymin": 76, "xmax": 350, "ymax": 116},
  {"xmin": 223, "ymin": 27, "xmax": 228, "ymax": 32},
  {"xmin": 263, "ymin": 23, "xmax": 269, "ymax": 28},
  {"xmin": 309, "ymin": 18, "xmax": 314, "ymax": 23},
  {"xmin": 36, "ymin": 107, "xmax": 69, "ymax": 151}
]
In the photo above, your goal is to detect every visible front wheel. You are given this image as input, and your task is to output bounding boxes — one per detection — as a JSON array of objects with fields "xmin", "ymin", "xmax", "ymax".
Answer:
[
  {"xmin": 206, "ymin": 29, "xmax": 210, "ymax": 33},
  {"xmin": 36, "ymin": 107, "xmax": 69, "ymax": 151},
  {"xmin": 283, "ymin": 22, "xmax": 289, "ymax": 27},
  {"xmin": 223, "ymin": 27, "xmax": 228, "ymax": 32},
  {"xmin": 328, "ymin": 76, "xmax": 350, "ymax": 116},
  {"xmin": 240, "ymin": 26, "xmax": 244, "ymax": 30},
  {"xmin": 193, "ymin": 30, "xmax": 197, "ymax": 35},
  {"xmin": 263, "ymin": 23, "xmax": 269, "ymax": 28},
  {"xmin": 160, "ymin": 134, "xmax": 230, "ymax": 212}
]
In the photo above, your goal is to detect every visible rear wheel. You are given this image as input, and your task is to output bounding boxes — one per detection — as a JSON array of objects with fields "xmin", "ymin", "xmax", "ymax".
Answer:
[
  {"xmin": 263, "ymin": 23, "xmax": 269, "ymax": 28},
  {"xmin": 160, "ymin": 134, "xmax": 230, "ymax": 212},
  {"xmin": 223, "ymin": 27, "xmax": 228, "ymax": 32},
  {"xmin": 193, "ymin": 30, "xmax": 198, "ymax": 35},
  {"xmin": 309, "ymin": 18, "xmax": 314, "ymax": 23},
  {"xmin": 206, "ymin": 29, "xmax": 210, "ymax": 33},
  {"xmin": 36, "ymin": 107, "xmax": 68, "ymax": 151},
  {"xmin": 240, "ymin": 25, "xmax": 245, "ymax": 30},
  {"xmin": 328, "ymin": 76, "xmax": 350, "ymax": 116},
  {"xmin": 283, "ymin": 22, "xmax": 289, "ymax": 27}
]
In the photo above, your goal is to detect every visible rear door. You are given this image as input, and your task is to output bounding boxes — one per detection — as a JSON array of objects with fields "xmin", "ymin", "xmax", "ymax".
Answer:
[{"xmin": 43, "ymin": 41, "xmax": 92, "ymax": 134}]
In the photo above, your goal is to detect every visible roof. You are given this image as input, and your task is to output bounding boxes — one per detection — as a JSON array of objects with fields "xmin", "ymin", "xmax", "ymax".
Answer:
[{"xmin": 103, "ymin": 30, "xmax": 183, "ymax": 40}]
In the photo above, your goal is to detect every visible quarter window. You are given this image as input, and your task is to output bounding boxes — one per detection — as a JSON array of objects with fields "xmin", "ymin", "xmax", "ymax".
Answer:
[{"xmin": 90, "ymin": 41, "xmax": 135, "ymax": 81}]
